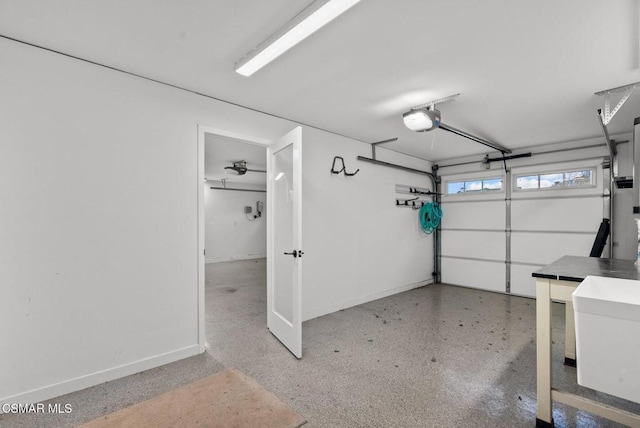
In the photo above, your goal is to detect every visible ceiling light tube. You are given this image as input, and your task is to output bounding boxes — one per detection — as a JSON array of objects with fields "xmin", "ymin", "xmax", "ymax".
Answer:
[{"xmin": 235, "ymin": 0, "xmax": 361, "ymax": 76}]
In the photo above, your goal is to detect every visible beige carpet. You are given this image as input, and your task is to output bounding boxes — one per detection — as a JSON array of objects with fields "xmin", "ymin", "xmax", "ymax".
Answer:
[{"xmin": 78, "ymin": 368, "xmax": 307, "ymax": 428}]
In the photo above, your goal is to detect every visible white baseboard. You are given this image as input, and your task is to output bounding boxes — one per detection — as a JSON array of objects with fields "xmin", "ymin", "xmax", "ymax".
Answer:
[
  {"xmin": 0, "ymin": 345, "xmax": 200, "ymax": 408},
  {"xmin": 205, "ymin": 254, "xmax": 266, "ymax": 264},
  {"xmin": 302, "ymin": 279, "xmax": 434, "ymax": 322}
]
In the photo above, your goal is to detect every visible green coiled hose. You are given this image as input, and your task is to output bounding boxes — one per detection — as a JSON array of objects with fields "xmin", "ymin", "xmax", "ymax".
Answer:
[{"xmin": 419, "ymin": 202, "xmax": 442, "ymax": 234}]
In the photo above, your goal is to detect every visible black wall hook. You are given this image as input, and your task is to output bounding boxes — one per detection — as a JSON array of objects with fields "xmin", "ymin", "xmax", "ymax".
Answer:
[
  {"xmin": 396, "ymin": 197, "xmax": 425, "ymax": 209},
  {"xmin": 409, "ymin": 187, "xmax": 441, "ymax": 196},
  {"xmin": 331, "ymin": 156, "xmax": 359, "ymax": 176}
]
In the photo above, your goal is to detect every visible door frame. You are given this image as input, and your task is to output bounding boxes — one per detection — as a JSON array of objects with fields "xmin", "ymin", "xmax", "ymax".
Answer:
[{"xmin": 196, "ymin": 125, "xmax": 272, "ymax": 353}]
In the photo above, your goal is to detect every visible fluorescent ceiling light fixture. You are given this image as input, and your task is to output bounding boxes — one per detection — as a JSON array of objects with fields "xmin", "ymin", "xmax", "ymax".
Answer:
[
  {"xmin": 235, "ymin": 0, "xmax": 361, "ymax": 76},
  {"xmin": 403, "ymin": 108, "xmax": 441, "ymax": 132}
]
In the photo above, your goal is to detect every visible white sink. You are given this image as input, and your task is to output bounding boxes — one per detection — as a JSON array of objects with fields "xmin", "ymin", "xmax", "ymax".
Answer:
[{"xmin": 573, "ymin": 275, "xmax": 640, "ymax": 403}]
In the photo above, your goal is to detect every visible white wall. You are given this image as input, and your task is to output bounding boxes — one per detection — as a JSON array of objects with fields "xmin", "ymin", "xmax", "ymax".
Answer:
[
  {"xmin": 205, "ymin": 182, "xmax": 266, "ymax": 263},
  {"xmin": 301, "ymin": 128, "xmax": 435, "ymax": 321},
  {"xmin": 0, "ymin": 38, "xmax": 294, "ymax": 405},
  {"xmin": 0, "ymin": 37, "xmax": 435, "ymax": 405}
]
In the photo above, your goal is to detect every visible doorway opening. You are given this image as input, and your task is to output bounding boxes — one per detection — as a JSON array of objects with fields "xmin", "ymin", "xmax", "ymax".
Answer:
[
  {"xmin": 197, "ymin": 125, "xmax": 303, "ymax": 358},
  {"xmin": 198, "ymin": 126, "xmax": 270, "ymax": 354},
  {"xmin": 204, "ymin": 134, "xmax": 267, "ymax": 264}
]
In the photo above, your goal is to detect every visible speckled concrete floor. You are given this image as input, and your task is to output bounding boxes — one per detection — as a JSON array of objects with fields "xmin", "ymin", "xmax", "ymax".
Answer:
[{"xmin": 2, "ymin": 258, "xmax": 639, "ymax": 427}]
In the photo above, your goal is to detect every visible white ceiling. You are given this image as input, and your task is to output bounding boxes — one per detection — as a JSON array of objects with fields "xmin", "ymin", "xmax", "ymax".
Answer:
[
  {"xmin": 205, "ymin": 134, "xmax": 266, "ymax": 186},
  {"xmin": 2, "ymin": 0, "xmax": 639, "ymax": 161}
]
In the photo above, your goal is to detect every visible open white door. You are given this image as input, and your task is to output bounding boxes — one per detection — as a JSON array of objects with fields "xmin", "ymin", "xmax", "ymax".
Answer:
[{"xmin": 267, "ymin": 126, "xmax": 303, "ymax": 358}]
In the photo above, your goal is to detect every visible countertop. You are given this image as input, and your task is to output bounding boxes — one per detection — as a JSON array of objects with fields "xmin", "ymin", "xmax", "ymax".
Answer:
[{"xmin": 532, "ymin": 255, "xmax": 640, "ymax": 282}]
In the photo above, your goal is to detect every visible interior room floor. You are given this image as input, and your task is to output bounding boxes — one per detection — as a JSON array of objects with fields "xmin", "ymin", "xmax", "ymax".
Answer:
[{"xmin": 3, "ymin": 258, "xmax": 639, "ymax": 428}]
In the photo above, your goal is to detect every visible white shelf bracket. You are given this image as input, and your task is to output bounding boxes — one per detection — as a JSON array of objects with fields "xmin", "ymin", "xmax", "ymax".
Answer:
[{"xmin": 595, "ymin": 82, "xmax": 640, "ymax": 125}]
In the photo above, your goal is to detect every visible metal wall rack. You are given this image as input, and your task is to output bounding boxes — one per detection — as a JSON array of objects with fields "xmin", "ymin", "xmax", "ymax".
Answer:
[{"xmin": 395, "ymin": 184, "xmax": 437, "ymax": 209}]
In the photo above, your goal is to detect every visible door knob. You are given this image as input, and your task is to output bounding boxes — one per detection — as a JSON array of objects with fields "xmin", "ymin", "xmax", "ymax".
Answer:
[{"xmin": 284, "ymin": 250, "xmax": 298, "ymax": 257}]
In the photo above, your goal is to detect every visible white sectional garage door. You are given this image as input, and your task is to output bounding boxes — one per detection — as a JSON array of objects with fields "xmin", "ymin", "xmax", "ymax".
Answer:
[{"xmin": 440, "ymin": 159, "xmax": 608, "ymax": 297}]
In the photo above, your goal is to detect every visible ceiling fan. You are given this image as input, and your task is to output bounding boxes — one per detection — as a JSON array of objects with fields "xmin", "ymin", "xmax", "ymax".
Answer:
[{"xmin": 224, "ymin": 160, "xmax": 266, "ymax": 175}]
